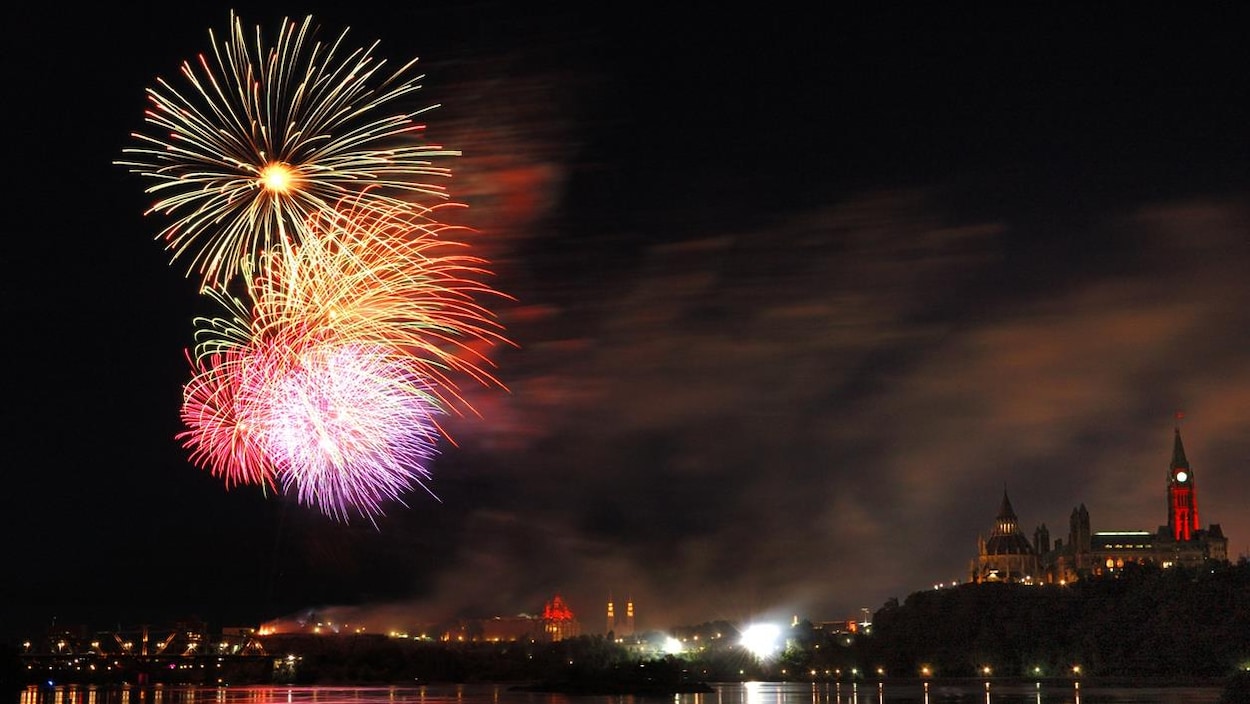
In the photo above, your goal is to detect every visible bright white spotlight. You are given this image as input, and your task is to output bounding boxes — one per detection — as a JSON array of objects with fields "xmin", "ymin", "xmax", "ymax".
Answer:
[
  {"xmin": 663, "ymin": 636, "xmax": 684, "ymax": 655},
  {"xmin": 740, "ymin": 623, "xmax": 782, "ymax": 658}
]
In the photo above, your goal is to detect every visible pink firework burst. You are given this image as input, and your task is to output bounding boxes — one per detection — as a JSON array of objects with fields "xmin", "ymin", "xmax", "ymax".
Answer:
[
  {"xmin": 261, "ymin": 339, "xmax": 445, "ymax": 522},
  {"xmin": 181, "ymin": 332, "xmax": 447, "ymax": 523}
]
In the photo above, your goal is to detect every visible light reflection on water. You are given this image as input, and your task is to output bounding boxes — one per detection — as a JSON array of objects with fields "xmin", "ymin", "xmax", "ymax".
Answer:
[{"xmin": 17, "ymin": 681, "xmax": 1225, "ymax": 704}]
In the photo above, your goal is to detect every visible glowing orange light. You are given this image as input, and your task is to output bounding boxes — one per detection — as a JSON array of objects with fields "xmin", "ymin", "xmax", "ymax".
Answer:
[{"xmin": 259, "ymin": 163, "xmax": 296, "ymax": 193}]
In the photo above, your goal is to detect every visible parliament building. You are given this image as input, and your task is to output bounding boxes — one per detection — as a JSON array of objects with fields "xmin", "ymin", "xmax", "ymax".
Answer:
[{"xmin": 972, "ymin": 426, "xmax": 1229, "ymax": 584}]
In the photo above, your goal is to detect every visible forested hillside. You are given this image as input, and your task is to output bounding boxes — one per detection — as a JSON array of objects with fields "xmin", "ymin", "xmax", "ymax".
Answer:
[{"xmin": 866, "ymin": 560, "xmax": 1250, "ymax": 677}]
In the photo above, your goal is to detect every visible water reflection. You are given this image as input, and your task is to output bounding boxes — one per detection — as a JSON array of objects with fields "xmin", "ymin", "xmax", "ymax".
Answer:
[{"xmin": 17, "ymin": 681, "xmax": 1225, "ymax": 704}]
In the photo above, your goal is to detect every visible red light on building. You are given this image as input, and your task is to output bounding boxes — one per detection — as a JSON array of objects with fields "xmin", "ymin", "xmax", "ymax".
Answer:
[
  {"xmin": 542, "ymin": 595, "xmax": 579, "ymax": 641},
  {"xmin": 1167, "ymin": 427, "xmax": 1199, "ymax": 541}
]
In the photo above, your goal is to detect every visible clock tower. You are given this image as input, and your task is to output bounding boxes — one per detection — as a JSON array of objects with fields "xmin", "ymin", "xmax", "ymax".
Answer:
[{"xmin": 1167, "ymin": 427, "xmax": 1199, "ymax": 541}]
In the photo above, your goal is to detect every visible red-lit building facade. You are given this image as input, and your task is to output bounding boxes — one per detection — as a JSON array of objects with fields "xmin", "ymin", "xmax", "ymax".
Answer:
[
  {"xmin": 972, "ymin": 427, "xmax": 1229, "ymax": 584},
  {"xmin": 542, "ymin": 594, "xmax": 580, "ymax": 641}
]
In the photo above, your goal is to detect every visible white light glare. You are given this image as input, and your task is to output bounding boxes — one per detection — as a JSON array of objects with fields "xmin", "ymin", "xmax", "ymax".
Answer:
[
  {"xmin": 740, "ymin": 623, "xmax": 782, "ymax": 658},
  {"xmin": 663, "ymin": 636, "xmax": 684, "ymax": 655}
]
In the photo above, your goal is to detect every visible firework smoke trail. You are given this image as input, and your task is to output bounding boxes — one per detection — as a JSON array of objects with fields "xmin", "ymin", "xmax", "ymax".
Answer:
[
  {"xmin": 125, "ymin": 14, "xmax": 510, "ymax": 522},
  {"xmin": 117, "ymin": 11, "xmax": 457, "ymax": 290}
]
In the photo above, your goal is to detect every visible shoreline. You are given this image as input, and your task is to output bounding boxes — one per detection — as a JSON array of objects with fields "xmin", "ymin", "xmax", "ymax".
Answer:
[{"xmin": 13, "ymin": 675, "xmax": 1239, "ymax": 690}]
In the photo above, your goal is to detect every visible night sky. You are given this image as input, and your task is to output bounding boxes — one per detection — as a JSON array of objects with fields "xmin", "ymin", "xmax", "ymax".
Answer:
[{"xmin": 4, "ymin": 3, "xmax": 1248, "ymax": 642}]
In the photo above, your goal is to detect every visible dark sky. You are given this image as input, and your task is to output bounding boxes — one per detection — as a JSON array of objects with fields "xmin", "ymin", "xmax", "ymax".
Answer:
[{"xmin": 4, "ymin": 3, "xmax": 1248, "ymax": 641}]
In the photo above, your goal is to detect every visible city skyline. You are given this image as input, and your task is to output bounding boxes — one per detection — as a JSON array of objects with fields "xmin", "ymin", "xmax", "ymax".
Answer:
[{"xmin": 4, "ymin": 2, "xmax": 1248, "ymax": 643}]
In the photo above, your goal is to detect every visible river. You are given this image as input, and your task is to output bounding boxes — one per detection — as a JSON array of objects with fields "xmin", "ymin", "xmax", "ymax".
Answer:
[{"xmin": 14, "ymin": 680, "xmax": 1228, "ymax": 704}]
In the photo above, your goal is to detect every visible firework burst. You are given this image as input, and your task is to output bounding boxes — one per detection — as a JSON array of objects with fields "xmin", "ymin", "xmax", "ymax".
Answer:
[
  {"xmin": 118, "ymin": 11, "xmax": 457, "ymax": 289},
  {"xmin": 177, "ymin": 197, "xmax": 509, "ymax": 521},
  {"xmin": 181, "ymin": 330, "xmax": 447, "ymax": 523},
  {"xmin": 180, "ymin": 345, "xmax": 276, "ymax": 491},
  {"xmin": 247, "ymin": 198, "xmax": 509, "ymax": 401},
  {"xmin": 124, "ymin": 13, "xmax": 510, "ymax": 522}
]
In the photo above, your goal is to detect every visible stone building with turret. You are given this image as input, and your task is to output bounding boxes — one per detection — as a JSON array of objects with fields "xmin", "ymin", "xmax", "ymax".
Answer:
[
  {"xmin": 972, "ymin": 426, "xmax": 1229, "ymax": 584},
  {"xmin": 972, "ymin": 491, "xmax": 1041, "ymax": 583}
]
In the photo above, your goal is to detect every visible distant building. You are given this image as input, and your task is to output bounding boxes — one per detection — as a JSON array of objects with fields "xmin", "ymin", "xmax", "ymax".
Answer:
[
  {"xmin": 972, "ymin": 426, "xmax": 1230, "ymax": 584},
  {"xmin": 542, "ymin": 594, "xmax": 580, "ymax": 641},
  {"xmin": 973, "ymin": 491, "xmax": 1041, "ymax": 583},
  {"xmin": 605, "ymin": 594, "xmax": 636, "ymax": 638}
]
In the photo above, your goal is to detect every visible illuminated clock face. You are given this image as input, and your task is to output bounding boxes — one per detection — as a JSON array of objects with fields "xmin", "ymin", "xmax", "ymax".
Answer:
[{"xmin": 1175, "ymin": 471, "xmax": 1188, "ymax": 483}]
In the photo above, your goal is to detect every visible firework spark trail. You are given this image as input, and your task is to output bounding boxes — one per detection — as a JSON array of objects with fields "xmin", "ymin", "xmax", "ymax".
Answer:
[
  {"xmin": 181, "ymin": 347, "xmax": 277, "ymax": 491},
  {"xmin": 259, "ymin": 338, "xmax": 445, "ymax": 523},
  {"xmin": 177, "ymin": 197, "xmax": 510, "ymax": 521},
  {"xmin": 248, "ymin": 198, "xmax": 511, "ymax": 404},
  {"xmin": 118, "ymin": 11, "xmax": 457, "ymax": 289},
  {"xmin": 181, "ymin": 332, "xmax": 447, "ymax": 523},
  {"xmin": 189, "ymin": 197, "xmax": 510, "ymax": 416},
  {"xmin": 125, "ymin": 13, "xmax": 510, "ymax": 522}
]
